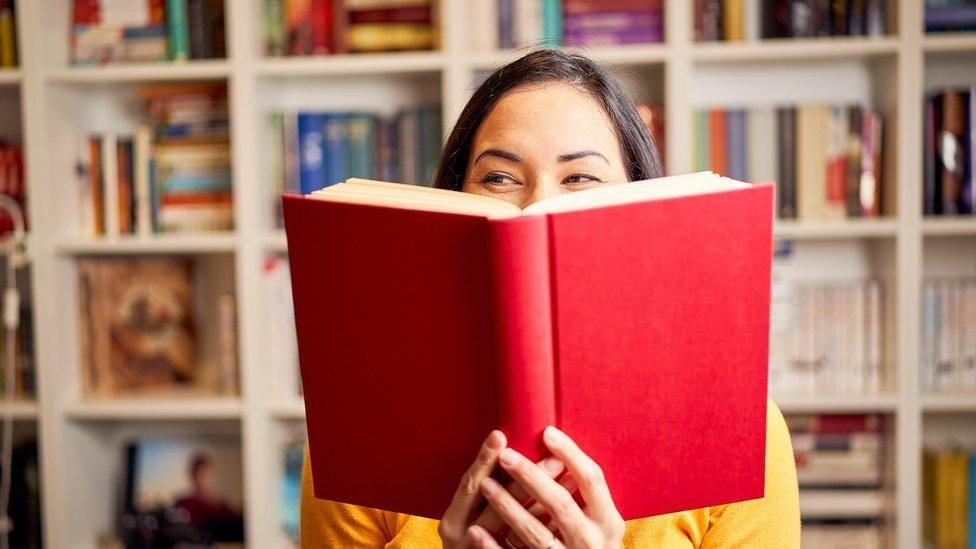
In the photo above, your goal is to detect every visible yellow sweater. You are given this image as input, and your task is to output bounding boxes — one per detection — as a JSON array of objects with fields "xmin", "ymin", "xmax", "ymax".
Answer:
[{"xmin": 301, "ymin": 399, "xmax": 800, "ymax": 548}]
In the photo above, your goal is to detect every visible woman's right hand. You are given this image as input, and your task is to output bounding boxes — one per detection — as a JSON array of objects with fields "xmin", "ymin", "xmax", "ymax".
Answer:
[{"xmin": 438, "ymin": 430, "xmax": 567, "ymax": 548}]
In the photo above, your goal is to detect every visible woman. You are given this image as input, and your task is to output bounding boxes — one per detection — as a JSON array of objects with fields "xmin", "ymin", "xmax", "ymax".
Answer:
[{"xmin": 301, "ymin": 49, "xmax": 800, "ymax": 548}]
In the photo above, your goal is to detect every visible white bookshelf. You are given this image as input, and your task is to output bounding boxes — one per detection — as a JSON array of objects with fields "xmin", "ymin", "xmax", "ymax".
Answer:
[{"xmin": 2, "ymin": 0, "xmax": 972, "ymax": 547}]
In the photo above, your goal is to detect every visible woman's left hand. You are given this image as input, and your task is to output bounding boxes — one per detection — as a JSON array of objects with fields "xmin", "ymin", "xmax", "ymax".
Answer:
[{"xmin": 465, "ymin": 426, "xmax": 625, "ymax": 549}]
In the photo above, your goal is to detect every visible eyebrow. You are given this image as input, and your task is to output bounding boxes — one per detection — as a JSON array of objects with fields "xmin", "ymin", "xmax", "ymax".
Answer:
[
  {"xmin": 557, "ymin": 150, "xmax": 609, "ymax": 164},
  {"xmin": 474, "ymin": 148, "xmax": 523, "ymax": 163}
]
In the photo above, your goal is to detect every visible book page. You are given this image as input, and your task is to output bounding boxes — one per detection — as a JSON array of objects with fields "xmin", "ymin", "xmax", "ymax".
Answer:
[{"xmin": 309, "ymin": 179, "xmax": 522, "ymax": 218}]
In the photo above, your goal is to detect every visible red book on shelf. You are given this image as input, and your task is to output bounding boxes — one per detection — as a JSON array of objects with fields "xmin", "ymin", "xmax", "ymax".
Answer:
[
  {"xmin": 709, "ymin": 109, "xmax": 728, "ymax": 176},
  {"xmin": 284, "ymin": 174, "xmax": 773, "ymax": 521},
  {"xmin": 311, "ymin": 0, "xmax": 334, "ymax": 54}
]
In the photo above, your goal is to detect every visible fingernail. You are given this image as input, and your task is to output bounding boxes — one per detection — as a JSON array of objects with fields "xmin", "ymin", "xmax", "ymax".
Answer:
[
  {"xmin": 481, "ymin": 476, "xmax": 500, "ymax": 496},
  {"xmin": 486, "ymin": 430, "xmax": 504, "ymax": 450},
  {"xmin": 467, "ymin": 525, "xmax": 485, "ymax": 542},
  {"xmin": 499, "ymin": 447, "xmax": 519, "ymax": 468},
  {"xmin": 544, "ymin": 425, "xmax": 566, "ymax": 445},
  {"xmin": 541, "ymin": 456, "xmax": 564, "ymax": 475}
]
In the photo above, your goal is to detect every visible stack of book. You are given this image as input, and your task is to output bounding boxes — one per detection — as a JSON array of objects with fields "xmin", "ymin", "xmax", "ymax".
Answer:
[
  {"xmin": 0, "ymin": 141, "xmax": 25, "ymax": 236},
  {"xmin": 78, "ymin": 83, "xmax": 232, "ymax": 236},
  {"xmin": 270, "ymin": 105, "xmax": 441, "ymax": 213},
  {"xmin": 72, "ymin": 0, "xmax": 226, "ymax": 65},
  {"xmin": 924, "ymin": 88, "xmax": 975, "ymax": 216},
  {"xmin": 695, "ymin": 0, "xmax": 888, "ymax": 41},
  {"xmin": 925, "ymin": 0, "xmax": 976, "ymax": 33},
  {"xmin": 470, "ymin": 0, "xmax": 663, "ymax": 51},
  {"xmin": 264, "ymin": 0, "xmax": 437, "ymax": 56},
  {"xmin": 789, "ymin": 414, "xmax": 887, "ymax": 549},
  {"xmin": 923, "ymin": 447, "xmax": 976, "ymax": 548},
  {"xmin": 695, "ymin": 104, "xmax": 885, "ymax": 220},
  {"xmin": 264, "ymin": 255, "xmax": 301, "ymax": 399},
  {"xmin": 0, "ymin": 0, "xmax": 15, "ymax": 68},
  {"xmin": 921, "ymin": 278, "xmax": 976, "ymax": 394},
  {"xmin": 770, "ymin": 244, "xmax": 884, "ymax": 396}
]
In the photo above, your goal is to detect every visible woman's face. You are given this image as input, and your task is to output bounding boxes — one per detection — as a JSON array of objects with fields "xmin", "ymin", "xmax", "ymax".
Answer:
[{"xmin": 461, "ymin": 82, "xmax": 630, "ymax": 208}]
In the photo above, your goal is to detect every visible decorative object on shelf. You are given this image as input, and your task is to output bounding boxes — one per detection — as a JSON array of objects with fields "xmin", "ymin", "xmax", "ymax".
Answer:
[
  {"xmin": 924, "ymin": 87, "xmax": 975, "ymax": 216},
  {"xmin": 265, "ymin": 0, "xmax": 436, "ymax": 57},
  {"xmin": 119, "ymin": 435, "xmax": 244, "ymax": 547},
  {"xmin": 925, "ymin": 0, "xmax": 976, "ymax": 33},
  {"xmin": 77, "ymin": 257, "xmax": 209, "ymax": 397},
  {"xmin": 922, "ymin": 278, "xmax": 976, "ymax": 394},
  {"xmin": 696, "ymin": 104, "xmax": 885, "ymax": 220},
  {"xmin": 696, "ymin": 0, "xmax": 888, "ymax": 42},
  {"xmin": 788, "ymin": 413, "xmax": 887, "ymax": 549},
  {"xmin": 71, "ymin": 0, "xmax": 225, "ymax": 66}
]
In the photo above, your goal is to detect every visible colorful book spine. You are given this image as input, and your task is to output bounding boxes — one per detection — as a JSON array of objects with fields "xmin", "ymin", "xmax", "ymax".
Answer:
[
  {"xmin": 312, "ymin": 0, "xmax": 334, "ymax": 54},
  {"xmin": 297, "ymin": 112, "xmax": 328, "ymax": 194},
  {"xmin": 323, "ymin": 113, "xmax": 348, "ymax": 186},
  {"xmin": 0, "ymin": 0, "xmax": 15, "ymax": 68},
  {"xmin": 265, "ymin": 0, "xmax": 287, "ymax": 55},
  {"xmin": 346, "ymin": 112, "xmax": 376, "ymax": 179},
  {"xmin": 498, "ymin": 0, "xmax": 514, "ymax": 48},
  {"xmin": 542, "ymin": 0, "xmax": 563, "ymax": 45},
  {"xmin": 167, "ymin": 0, "xmax": 191, "ymax": 61}
]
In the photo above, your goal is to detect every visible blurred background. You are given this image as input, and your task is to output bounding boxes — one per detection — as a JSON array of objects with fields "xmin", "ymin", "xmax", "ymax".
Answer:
[{"xmin": 0, "ymin": 0, "xmax": 973, "ymax": 547}]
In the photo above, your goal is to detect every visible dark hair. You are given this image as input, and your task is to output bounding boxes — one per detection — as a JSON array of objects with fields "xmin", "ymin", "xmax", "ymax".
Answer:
[
  {"xmin": 434, "ymin": 49, "xmax": 665, "ymax": 190},
  {"xmin": 189, "ymin": 452, "xmax": 211, "ymax": 479}
]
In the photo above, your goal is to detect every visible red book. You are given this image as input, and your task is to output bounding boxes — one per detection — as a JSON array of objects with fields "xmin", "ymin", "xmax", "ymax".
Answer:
[
  {"xmin": 284, "ymin": 174, "xmax": 773, "ymax": 521},
  {"xmin": 709, "ymin": 109, "xmax": 728, "ymax": 176},
  {"xmin": 311, "ymin": 0, "xmax": 333, "ymax": 54}
]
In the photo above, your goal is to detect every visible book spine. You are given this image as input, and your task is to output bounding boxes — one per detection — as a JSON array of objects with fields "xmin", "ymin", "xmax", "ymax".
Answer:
[
  {"xmin": 297, "ymin": 112, "xmax": 327, "ymax": 194},
  {"xmin": 332, "ymin": 0, "xmax": 348, "ymax": 54},
  {"xmin": 417, "ymin": 104, "xmax": 441, "ymax": 186},
  {"xmin": 0, "ymin": 0, "xmax": 15, "ymax": 68},
  {"xmin": 287, "ymin": 0, "xmax": 315, "ymax": 55},
  {"xmin": 965, "ymin": 87, "xmax": 975, "ymax": 214},
  {"xmin": 542, "ymin": 0, "xmax": 563, "ymax": 45},
  {"xmin": 513, "ymin": 0, "xmax": 542, "ymax": 46},
  {"xmin": 346, "ymin": 113, "xmax": 375, "ymax": 179},
  {"xmin": 311, "ymin": 0, "xmax": 334, "ymax": 54},
  {"xmin": 323, "ymin": 113, "xmax": 348, "ymax": 186},
  {"xmin": 726, "ymin": 109, "xmax": 747, "ymax": 181},
  {"xmin": 969, "ymin": 454, "xmax": 976, "ymax": 547},
  {"xmin": 695, "ymin": 110, "xmax": 709, "ymax": 171},
  {"xmin": 265, "ymin": 0, "xmax": 287, "ymax": 56},
  {"xmin": 825, "ymin": 105, "xmax": 847, "ymax": 219},
  {"xmin": 218, "ymin": 293, "xmax": 238, "ymax": 395},
  {"xmin": 167, "ymin": 0, "xmax": 191, "ymax": 61},
  {"xmin": 470, "ymin": 0, "xmax": 499, "ymax": 51},
  {"xmin": 187, "ymin": 0, "xmax": 212, "ymax": 59},
  {"xmin": 846, "ymin": 106, "xmax": 863, "ymax": 217},
  {"xmin": 208, "ymin": 0, "xmax": 226, "ymax": 58},
  {"xmin": 102, "ymin": 135, "xmax": 121, "ymax": 236},
  {"xmin": 859, "ymin": 109, "xmax": 882, "ymax": 217},
  {"xmin": 489, "ymin": 216, "xmax": 556, "ymax": 461},
  {"xmin": 723, "ymin": 0, "xmax": 744, "ymax": 41},
  {"xmin": 398, "ymin": 108, "xmax": 418, "ymax": 184},
  {"xmin": 498, "ymin": 0, "xmax": 514, "ymax": 48},
  {"xmin": 117, "ymin": 137, "xmax": 134, "ymax": 234},
  {"xmin": 709, "ymin": 109, "xmax": 728, "ymax": 176}
]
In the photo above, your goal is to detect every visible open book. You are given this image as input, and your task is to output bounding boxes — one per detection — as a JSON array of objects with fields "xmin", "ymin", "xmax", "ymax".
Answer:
[{"xmin": 283, "ymin": 172, "xmax": 774, "ymax": 521}]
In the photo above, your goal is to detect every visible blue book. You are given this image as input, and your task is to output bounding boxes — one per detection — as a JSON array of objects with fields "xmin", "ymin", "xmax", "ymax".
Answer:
[
  {"xmin": 323, "ymin": 113, "xmax": 349, "ymax": 187},
  {"xmin": 726, "ymin": 110, "xmax": 748, "ymax": 182},
  {"xmin": 297, "ymin": 112, "xmax": 328, "ymax": 194},
  {"xmin": 969, "ymin": 453, "xmax": 975, "ymax": 549}
]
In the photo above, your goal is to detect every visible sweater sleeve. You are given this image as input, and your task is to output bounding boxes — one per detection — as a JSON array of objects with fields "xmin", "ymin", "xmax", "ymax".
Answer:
[
  {"xmin": 300, "ymin": 448, "xmax": 392, "ymax": 548},
  {"xmin": 700, "ymin": 399, "xmax": 801, "ymax": 548}
]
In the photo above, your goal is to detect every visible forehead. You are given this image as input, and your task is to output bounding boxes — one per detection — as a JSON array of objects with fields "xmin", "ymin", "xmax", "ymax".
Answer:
[{"xmin": 471, "ymin": 82, "xmax": 620, "ymax": 153}]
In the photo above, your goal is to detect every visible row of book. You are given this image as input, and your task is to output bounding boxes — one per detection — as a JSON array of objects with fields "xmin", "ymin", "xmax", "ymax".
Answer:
[
  {"xmin": 790, "ymin": 414, "xmax": 887, "ymax": 549},
  {"xmin": 0, "ymin": 0, "xmax": 15, "ymax": 68},
  {"xmin": 72, "ymin": 0, "xmax": 226, "ymax": 65},
  {"xmin": 923, "ymin": 447, "xmax": 976, "ymax": 549},
  {"xmin": 925, "ymin": 0, "xmax": 976, "ymax": 33},
  {"xmin": 470, "ymin": 0, "xmax": 664, "ymax": 51},
  {"xmin": 264, "ymin": 0, "xmax": 437, "ymax": 56},
  {"xmin": 78, "ymin": 257, "xmax": 238, "ymax": 398},
  {"xmin": 924, "ymin": 88, "xmax": 975, "ymax": 216},
  {"xmin": 769, "ymin": 251, "xmax": 885, "ymax": 396},
  {"xmin": 695, "ymin": 104, "xmax": 885, "ymax": 220},
  {"xmin": 78, "ymin": 83, "xmax": 232, "ymax": 236},
  {"xmin": 921, "ymin": 278, "xmax": 976, "ymax": 394},
  {"xmin": 270, "ymin": 105, "xmax": 442, "ymax": 202},
  {"xmin": 695, "ymin": 0, "xmax": 888, "ymax": 42},
  {"xmin": 0, "ymin": 141, "xmax": 26, "ymax": 235}
]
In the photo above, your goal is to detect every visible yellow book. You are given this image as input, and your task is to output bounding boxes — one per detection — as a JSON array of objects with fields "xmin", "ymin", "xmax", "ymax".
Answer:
[
  {"xmin": 797, "ymin": 105, "xmax": 828, "ymax": 220},
  {"xmin": 723, "ymin": 0, "xmax": 745, "ymax": 42},
  {"xmin": 0, "ymin": 5, "xmax": 15, "ymax": 68},
  {"xmin": 924, "ymin": 451, "xmax": 936, "ymax": 546}
]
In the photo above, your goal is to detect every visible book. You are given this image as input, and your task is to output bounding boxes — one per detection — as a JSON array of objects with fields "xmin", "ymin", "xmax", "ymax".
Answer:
[
  {"xmin": 78, "ymin": 257, "xmax": 206, "ymax": 397},
  {"xmin": 283, "ymin": 172, "xmax": 774, "ymax": 520},
  {"xmin": 264, "ymin": 256, "xmax": 300, "ymax": 397},
  {"xmin": 0, "ymin": 0, "xmax": 16, "ymax": 68},
  {"xmin": 469, "ymin": 0, "xmax": 499, "ymax": 51},
  {"xmin": 166, "ymin": 0, "xmax": 190, "ymax": 60}
]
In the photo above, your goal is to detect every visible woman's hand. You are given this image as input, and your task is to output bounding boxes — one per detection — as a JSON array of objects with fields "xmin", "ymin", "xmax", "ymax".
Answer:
[
  {"xmin": 438, "ymin": 430, "xmax": 568, "ymax": 548},
  {"xmin": 468, "ymin": 426, "xmax": 625, "ymax": 549}
]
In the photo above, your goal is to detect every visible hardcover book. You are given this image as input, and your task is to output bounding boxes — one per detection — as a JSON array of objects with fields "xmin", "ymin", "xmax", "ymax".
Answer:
[{"xmin": 284, "ymin": 172, "xmax": 774, "ymax": 520}]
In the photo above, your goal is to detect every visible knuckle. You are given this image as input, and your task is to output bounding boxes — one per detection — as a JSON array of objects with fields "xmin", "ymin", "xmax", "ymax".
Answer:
[
  {"xmin": 476, "ymin": 445, "xmax": 494, "ymax": 466},
  {"xmin": 460, "ymin": 472, "xmax": 481, "ymax": 496},
  {"xmin": 549, "ymin": 490, "xmax": 576, "ymax": 517},
  {"xmin": 436, "ymin": 521, "xmax": 456, "ymax": 542}
]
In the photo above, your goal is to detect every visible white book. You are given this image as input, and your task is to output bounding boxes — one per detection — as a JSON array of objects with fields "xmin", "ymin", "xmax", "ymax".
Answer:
[
  {"xmin": 134, "ymin": 126, "xmax": 153, "ymax": 236},
  {"xmin": 266, "ymin": 257, "xmax": 300, "ymax": 398},
  {"xmin": 946, "ymin": 280, "xmax": 962, "ymax": 391},
  {"xmin": 513, "ymin": 0, "xmax": 542, "ymax": 47},
  {"xmin": 747, "ymin": 107, "xmax": 778, "ymax": 185},
  {"xmin": 935, "ymin": 282, "xmax": 950, "ymax": 392},
  {"xmin": 800, "ymin": 489, "xmax": 886, "ymax": 519},
  {"xmin": 77, "ymin": 141, "xmax": 95, "ymax": 235},
  {"xmin": 470, "ymin": 0, "xmax": 499, "ymax": 51},
  {"xmin": 865, "ymin": 281, "xmax": 883, "ymax": 394},
  {"xmin": 745, "ymin": 0, "xmax": 759, "ymax": 41},
  {"xmin": 963, "ymin": 281, "xmax": 976, "ymax": 392},
  {"xmin": 851, "ymin": 282, "xmax": 866, "ymax": 395},
  {"xmin": 922, "ymin": 282, "xmax": 937, "ymax": 393},
  {"xmin": 101, "ymin": 134, "xmax": 120, "ymax": 237},
  {"xmin": 802, "ymin": 523, "xmax": 883, "ymax": 549}
]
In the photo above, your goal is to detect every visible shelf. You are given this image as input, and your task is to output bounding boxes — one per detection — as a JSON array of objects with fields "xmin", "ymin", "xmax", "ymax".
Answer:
[
  {"xmin": 0, "ymin": 69, "xmax": 21, "ymax": 85},
  {"xmin": 256, "ymin": 51, "xmax": 445, "ymax": 77},
  {"xmin": 45, "ymin": 60, "xmax": 230, "ymax": 83},
  {"xmin": 776, "ymin": 394, "xmax": 899, "ymax": 414},
  {"xmin": 774, "ymin": 218, "xmax": 898, "ymax": 239},
  {"xmin": 63, "ymin": 397, "xmax": 242, "ymax": 421},
  {"xmin": 55, "ymin": 233, "xmax": 237, "ymax": 255},
  {"xmin": 692, "ymin": 36, "xmax": 899, "ymax": 63},
  {"xmin": 923, "ymin": 33, "xmax": 976, "ymax": 53},
  {"xmin": 921, "ymin": 217, "xmax": 976, "ymax": 236},
  {"xmin": 469, "ymin": 43, "xmax": 668, "ymax": 70},
  {"xmin": 260, "ymin": 231, "xmax": 288, "ymax": 252},
  {"xmin": 0, "ymin": 399, "xmax": 39, "ymax": 419},
  {"xmin": 921, "ymin": 394, "xmax": 976, "ymax": 413},
  {"xmin": 267, "ymin": 398, "xmax": 306, "ymax": 419}
]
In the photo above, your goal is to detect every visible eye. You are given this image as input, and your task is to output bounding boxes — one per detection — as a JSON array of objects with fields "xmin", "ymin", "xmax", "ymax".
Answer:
[
  {"xmin": 482, "ymin": 172, "xmax": 519, "ymax": 188},
  {"xmin": 563, "ymin": 174, "xmax": 602, "ymax": 186}
]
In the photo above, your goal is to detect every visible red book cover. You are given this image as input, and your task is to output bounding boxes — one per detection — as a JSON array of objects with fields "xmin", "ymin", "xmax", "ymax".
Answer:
[
  {"xmin": 311, "ymin": 0, "xmax": 333, "ymax": 54},
  {"xmin": 709, "ymin": 109, "xmax": 728, "ymax": 176},
  {"xmin": 348, "ymin": 6, "xmax": 431, "ymax": 24},
  {"xmin": 283, "ymin": 180, "xmax": 772, "ymax": 520}
]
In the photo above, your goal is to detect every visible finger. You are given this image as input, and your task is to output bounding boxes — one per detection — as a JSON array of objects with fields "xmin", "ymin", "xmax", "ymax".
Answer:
[
  {"xmin": 543, "ymin": 426, "xmax": 615, "ymax": 520},
  {"xmin": 442, "ymin": 431, "xmax": 507, "ymax": 528},
  {"xmin": 473, "ymin": 456, "xmax": 565, "ymax": 535},
  {"xmin": 481, "ymin": 477, "xmax": 564, "ymax": 549},
  {"xmin": 505, "ymin": 472, "xmax": 578, "ymax": 548},
  {"xmin": 496, "ymin": 447, "xmax": 588, "ymax": 540},
  {"xmin": 466, "ymin": 525, "xmax": 503, "ymax": 549}
]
